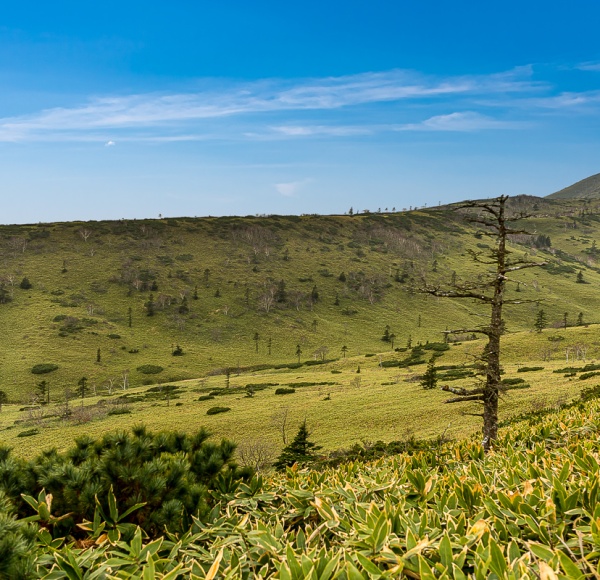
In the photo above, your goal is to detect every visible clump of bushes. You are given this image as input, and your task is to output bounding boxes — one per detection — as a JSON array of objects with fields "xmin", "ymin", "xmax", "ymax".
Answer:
[
  {"xmin": 0, "ymin": 426, "xmax": 251, "ymax": 538},
  {"xmin": 517, "ymin": 366, "xmax": 544, "ymax": 372},
  {"xmin": 107, "ymin": 407, "xmax": 131, "ymax": 416},
  {"xmin": 198, "ymin": 395, "xmax": 215, "ymax": 401},
  {"xmin": 207, "ymin": 406, "xmax": 231, "ymax": 415},
  {"xmin": 275, "ymin": 387, "xmax": 296, "ymax": 395},
  {"xmin": 107, "ymin": 333, "xmax": 121, "ymax": 339},
  {"xmin": 136, "ymin": 364, "xmax": 164, "ymax": 375},
  {"xmin": 17, "ymin": 428, "xmax": 40, "ymax": 437},
  {"xmin": 31, "ymin": 364, "xmax": 58, "ymax": 375}
]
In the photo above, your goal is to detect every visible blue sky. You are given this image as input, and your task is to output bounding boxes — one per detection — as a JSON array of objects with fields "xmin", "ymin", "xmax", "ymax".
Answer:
[{"xmin": 2, "ymin": 1, "xmax": 600, "ymax": 223}]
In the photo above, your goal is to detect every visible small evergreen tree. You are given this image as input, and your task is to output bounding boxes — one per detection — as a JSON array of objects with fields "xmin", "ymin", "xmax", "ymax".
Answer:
[
  {"xmin": 311, "ymin": 285, "xmax": 319, "ymax": 303},
  {"xmin": 275, "ymin": 279, "xmax": 287, "ymax": 303},
  {"xmin": 295, "ymin": 344, "xmax": 302, "ymax": 363},
  {"xmin": 420, "ymin": 357, "xmax": 438, "ymax": 390},
  {"xmin": 0, "ymin": 390, "xmax": 7, "ymax": 411},
  {"xmin": 179, "ymin": 295, "xmax": 189, "ymax": 314},
  {"xmin": 254, "ymin": 332, "xmax": 260, "ymax": 353},
  {"xmin": 77, "ymin": 377, "xmax": 87, "ymax": 402},
  {"xmin": 382, "ymin": 325, "xmax": 391, "ymax": 342},
  {"xmin": 128, "ymin": 306, "xmax": 132, "ymax": 328},
  {"xmin": 341, "ymin": 345, "xmax": 348, "ymax": 358},
  {"xmin": 19, "ymin": 277, "xmax": 32, "ymax": 290},
  {"xmin": 274, "ymin": 421, "xmax": 322, "ymax": 470},
  {"xmin": 534, "ymin": 310, "xmax": 547, "ymax": 333},
  {"xmin": 36, "ymin": 380, "xmax": 49, "ymax": 404},
  {"xmin": 145, "ymin": 294, "xmax": 155, "ymax": 316},
  {"xmin": 577, "ymin": 311, "xmax": 584, "ymax": 326},
  {"xmin": 576, "ymin": 270, "xmax": 585, "ymax": 283},
  {"xmin": 96, "ymin": 348, "xmax": 101, "ymax": 363}
]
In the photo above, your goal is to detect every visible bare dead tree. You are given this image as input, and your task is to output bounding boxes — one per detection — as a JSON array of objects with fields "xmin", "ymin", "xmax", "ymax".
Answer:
[
  {"xmin": 237, "ymin": 439, "xmax": 277, "ymax": 472},
  {"xmin": 78, "ymin": 228, "xmax": 92, "ymax": 242},
  {"xmin": 420, "ymin": 195, "xmax": 547, "ymax": 451},
  {"xmin": 270, "ymin": 406, "xmax": 290, "ymax": 445}
]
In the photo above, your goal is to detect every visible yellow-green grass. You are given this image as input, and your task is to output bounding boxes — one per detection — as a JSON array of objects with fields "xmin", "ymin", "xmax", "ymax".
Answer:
[
  {"xmin": 3, "ymin": 202, "xmax": 600, "ymax": 404},
  {"xmin": 2, "ymin": 324, "xmax": 596, "ymax": 459}
]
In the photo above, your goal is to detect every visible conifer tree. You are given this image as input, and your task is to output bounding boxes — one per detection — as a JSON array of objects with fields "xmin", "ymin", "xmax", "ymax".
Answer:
[
  {"xmin": 534, "ymin": 309, "xmax": 547, "ymax": 333},
  {"xmin": 420, "ymin": 357, "xmax": 438, "ymax": 390},
  {"xmin": 274, "ymin": 421, "xmax": 322, "ymax": 470}
]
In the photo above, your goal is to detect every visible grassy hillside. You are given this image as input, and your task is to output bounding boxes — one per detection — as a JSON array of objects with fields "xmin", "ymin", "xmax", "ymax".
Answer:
[
  {"xmin": 3, "ymin": 196, "xmax": 600, "ymax": 403},
  {"xmin": 547, "ymin": 172, "xmax": 600, "ymax": 199},
  {"xmin": 2, "ymin": 305, "xmax": 599, "ymax": 459},
  {"xmin": 3, "ymin": 392, "xmax": 600, "ymax": 578}
]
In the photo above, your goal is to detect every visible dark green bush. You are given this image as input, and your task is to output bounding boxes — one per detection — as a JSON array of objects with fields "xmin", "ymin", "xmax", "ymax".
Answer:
[
  {"xmin": 31, "ymin": 364, "xmax": 58, "ymax": 375},
  {"xmin": 501, "ymin": 378, "xmax": 526, "ymax": 386},
  {"xmin": 107, "ymin": 407, "xmax": 131, "ymax": 416},
  {"xmin": 0, "ymin": 426, "xmax": 250, "ymax": 538},
  {"xmin": 517, "ymin": 366, "xmax": 544, "ymax": 372},
  {"xmin": 206, "ymin": 406, "xmax": 231, "ymax": 415},
  {"xmin": 580, "ymin": 371, "xmax": 600, "ymax": 381},
  {"xmin": 107, "ymin": 333, "xmax": 121, "ymax": 339},
  {"xmin": 580, "ymin": 384, "xmax": 600, "ymax": 401},
  {"xmin": 136, "ymin": 364, "xmax": 164, "ymax": 374},
  {"xmin": 17, "ymin": 428, "xmax": 40, "ymax": 437},
  {"xmin": 275, "ymin": 387, "xmax": 296, "ymax": 395},
  {"xmin": 198, "ymin": 395, "xmax": 215, "ymax": 401}
]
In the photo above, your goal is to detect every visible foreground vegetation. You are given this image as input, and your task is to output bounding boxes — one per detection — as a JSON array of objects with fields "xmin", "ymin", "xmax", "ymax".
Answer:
[{"xmin": 2, "ymin": 395, "xmax": 600, "ymax": 578}]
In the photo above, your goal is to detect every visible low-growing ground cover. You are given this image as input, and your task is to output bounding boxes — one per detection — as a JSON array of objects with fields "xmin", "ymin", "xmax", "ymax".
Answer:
[{"xmin": 2, "ymin": 396, "xmax": 600, "ymax": 578}]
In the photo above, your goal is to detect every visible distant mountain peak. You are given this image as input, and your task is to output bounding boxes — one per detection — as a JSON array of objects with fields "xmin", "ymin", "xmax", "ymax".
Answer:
[{"xmin": 547, "ymin": 172, "xmax": 600, "ymax": 199}]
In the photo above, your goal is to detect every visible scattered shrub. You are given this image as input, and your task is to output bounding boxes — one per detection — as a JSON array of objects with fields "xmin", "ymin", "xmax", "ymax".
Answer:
[
  {"xmin": 137, "ymin": 364, "xmax": 164, "ymax": 374},
  {"xmin": 206, "ymin": 406, "xmax": 231, "ymax": 415},
  {"xmin": 580, "ymin": 371, "xmax": 600, "ymax": 381},
  {"xmin": 107, "ymin": 333, "xmax": 121, "ymax": 339},
  {"xmin": 275, "ymin": 387, "xmax": 296, "ymax": 395},
  {"xmin": 517, "ymin": 366, "xmax": 545, "ymax": 372},
  {"xmin": 107, "ymin": 407, "xmax": 132, "ymax": 416},
  {"xmin": 31, "ymin": 364, "xmax": 58, "ymax": 375},
  {"xmin": 580, "ymin": 384, "xmax": 600, "ymax": 401},
  {"xmin": 501, "ymin": 378, "xmax": 526, "ymax": 386},
  {"xmin": 17, "ymin": 428, "xmax": 39, "ymax": 437},
  {"xmin": 198, "ymin": 395, "xmax": 215, "ymax": 401}
]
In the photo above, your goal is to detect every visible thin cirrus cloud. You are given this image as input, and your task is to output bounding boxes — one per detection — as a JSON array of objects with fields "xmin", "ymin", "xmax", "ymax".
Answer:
[
  {"xmin": 0, "ymin": 66, "xmax": 572, "ymax": 143},
  {"xmin": 275, "ymin": 179, "xmax": 312, "ymax": 197},
  {"xmin": 576, "ymin": 61, "xmax": 600, "ymax": 72},
  {"xmin": 395, "ymin": 111, "xmax": 523, "ymax": 132},
  {"xmin": 270, "ymin": 112, "xmax": 522, "ymax": 137}
]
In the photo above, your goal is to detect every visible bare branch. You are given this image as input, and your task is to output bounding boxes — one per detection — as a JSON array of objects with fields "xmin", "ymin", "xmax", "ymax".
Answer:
[
  {"xmin": 444, "ymin": 395, "xmax": 485, "ymax": 403},
  {"xmin": 443, "ymin": 328, "xmax": 490, "ymax": 337},
  {"xmin": 505, "ymin": 261, "xmax": 548, "ymax": 272}
]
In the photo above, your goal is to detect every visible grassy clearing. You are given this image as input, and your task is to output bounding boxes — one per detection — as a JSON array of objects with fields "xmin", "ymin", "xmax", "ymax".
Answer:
[{"xmin": 1, "ymin": 325, "xmax": 595, "ymax": 457}]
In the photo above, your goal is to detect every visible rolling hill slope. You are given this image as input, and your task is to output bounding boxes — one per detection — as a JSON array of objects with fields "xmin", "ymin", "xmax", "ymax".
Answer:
[
  {"xmin": 2, "ymin": 195, "xmax": 600, "ymax": 402},
  {"xmin": 547, "ymin": 172, "xmax": 600, "ymax": 199}
]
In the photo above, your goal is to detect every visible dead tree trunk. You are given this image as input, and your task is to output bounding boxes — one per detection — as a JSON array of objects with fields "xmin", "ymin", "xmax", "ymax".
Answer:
[{"xmin": 421, "ymin": 195, "xmax": 546, "ymax": 451}]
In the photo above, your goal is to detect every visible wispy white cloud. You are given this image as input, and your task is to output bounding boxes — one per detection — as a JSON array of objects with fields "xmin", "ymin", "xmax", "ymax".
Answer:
[
  {"xmin": 576, "ymin": 61, "xmax": 600, "ymax": 72},
  {"xmin": 0, "ymin": 67, "xmax": 543, "ymax": 142},
  {"xmin": 396, "ymin": 111, "xmax": 522, "ymax": 132},
  {"xmin": 274, "ymin": 179, "xmax": 312, "ymax": 197},
  {"xmin": 525, "ymin": 90, "xmax": 600, "ymax": 110},
  {"xmin": 272, "ymin": 125, "xmax": 372, "ymax": 137},
  {"xmin": 104, "ymin": 140, "xmax": 116, "ymax": 146}
]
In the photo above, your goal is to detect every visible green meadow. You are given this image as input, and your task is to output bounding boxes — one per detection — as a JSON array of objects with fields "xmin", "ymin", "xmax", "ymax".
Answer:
[{"xmin": 2, "ymin": 196, "xmax": 600, "ymax": 455}]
